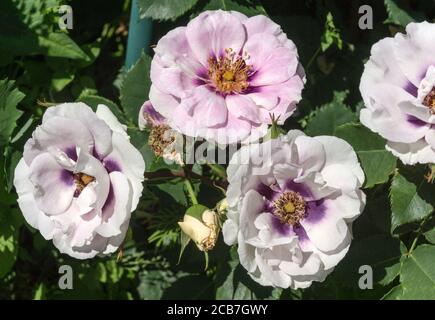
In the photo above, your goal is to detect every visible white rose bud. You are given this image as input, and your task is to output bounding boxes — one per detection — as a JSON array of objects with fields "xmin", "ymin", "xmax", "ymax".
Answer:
[{"xmin": 178, "ymin": 210, "xmax": 218, "ymax": 252}]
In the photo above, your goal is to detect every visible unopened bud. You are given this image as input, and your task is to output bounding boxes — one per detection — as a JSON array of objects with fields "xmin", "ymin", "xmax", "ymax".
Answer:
[{"xmin": 178, "ymin": 210, "xmax": 218, "ymax": 251}]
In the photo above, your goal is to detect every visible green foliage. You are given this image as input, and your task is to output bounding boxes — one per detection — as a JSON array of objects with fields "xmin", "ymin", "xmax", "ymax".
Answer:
[
  {"xmin": 120, "ymin": 53, "xmax": 152, "ymax": 123},
  {"xmin": 321, "ymin": 12, "xmax": 343, "ymax": 52},
  {"xmin": 304, "ymin": 91, "xmax": 356, "ymax": 136},
  {"xmin": 384, "ymin": 0, "xmax": 415, "ymax": 27},
  {"xmin": 0, "ymin": 209, "xmax": 22, "ymax": 279},
  {"xmin": 201, "ymin": 0, "xmax": 266, "ymax": 16},
  {"xmin": 385, "ymin": 245, "xmax": 435, "ymax": 300},
  {"xmin": 335, "ymin": 123, "xmax": 397, "ymax": 188},
  {"xmin": 138, "ymin": 0, "xmax": 199, "ymax": 21},
  {"xmin": 0, "ymin": 79, "xmax": 24, "ymax": 147},
  {"xmin": 390, "ymin": 172, "xmax": 433, "ymax": 233}
]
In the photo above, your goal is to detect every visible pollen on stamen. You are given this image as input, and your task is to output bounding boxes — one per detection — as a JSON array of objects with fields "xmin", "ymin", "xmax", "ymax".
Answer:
[
  {"xmin": 207, "ymin": 48, "xmax": 253, "ymax": 95},
  {"xmin": 273, "ymin": 191, "xmax": 306, "ymax": 226},
  {"xmin": 73, "ymin": 173, "xmax": 95, "ymax": 196},
  {"xmin": 422, "ymin": 86, "xmax": 435, "ymax": 114}
]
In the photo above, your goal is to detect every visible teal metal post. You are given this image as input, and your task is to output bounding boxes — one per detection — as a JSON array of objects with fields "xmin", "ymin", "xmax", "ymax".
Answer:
[{"xmin": 125, "ymin": 0, "xmax": 153, "ymax": 68}]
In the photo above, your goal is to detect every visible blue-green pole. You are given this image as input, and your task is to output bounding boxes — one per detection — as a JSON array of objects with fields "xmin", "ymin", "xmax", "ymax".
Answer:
[{"xmin": 125, "ymin": 0, "xmax": 153, "ymax": 68}]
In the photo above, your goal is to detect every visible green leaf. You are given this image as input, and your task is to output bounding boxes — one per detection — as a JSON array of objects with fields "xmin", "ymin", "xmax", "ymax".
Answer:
[
  {"xmin": 320, "ymin": 12, "xmax": 343, "ymax": 52},
  {"xmin": 162, "ymin": 274, "xmax": 214, "ymax": 299},
  {"xmin": 120, "ymin": 53, "xmax": 151, "ymax": 123},
  {"xmin": 51, "ymin": 69, "xmax": 75, "ymax": 92},
  {"xmin": 335, "ymin": 123, "xmax": 397, "ymax": 188},
  {"xmin": 331, "ymin": 235, "xmax": 402, "ymax": 287},
  {"xmin": 399, "ymin": 244, "xmax": 435, "ymax": 299},
  {"xmin": 383, "ymin": 284, "xmax": 404, "ymax": 300},
  {"xmin": 384, "ymin": 0, "xmax": 415, "ymax": 27},
  {"xmin": 390, "ymin": 172, "xmax": 433, "ymax": 233},
  {"xmin": 305, "ymin": 91, "xmax": 356, "ymax": 136},
  {"xmin": 0, "ymin": 209, "xmax": 22, "ymax": 278},
  {"xmin": 138, "ymin": 0, "xmax": 198, "ymax": 21},
  {"xmin": 38, "ymin": 33, "xmax": 88, "ymax": 60},
  {"xmin": 215, "ymin": 247, "xmax": 276, "ymax": 299},
  {"xmin": 137, "ymin": 269, "xmax": 176, "ymax": 299},
  {"xmin": 424, "ymin": 229, "xmax": 435, "ymax": 244},
  {"xmin": 33, "ymin": 283, "xmax": 46, "ymax": 300},
  {"xmin": 0, "ymin": 79, "xmax": 24, "ymax": 147},
  {"xmin": 201, "ymin": 0, "xmax": 266, "ymax": 16}
]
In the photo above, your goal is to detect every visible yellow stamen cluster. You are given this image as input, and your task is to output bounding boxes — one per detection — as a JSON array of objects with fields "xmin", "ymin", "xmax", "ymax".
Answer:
[
  {"xmin": 73, "ymin": 173, "xmax": 95, "ymax": 193},
  {"xmin": 207, "ymin": 48, "xmax": 252, "ymax": 94},
  {"xmin": 423, "ymin": 87, "xmax": 435, "ymax": 114},
  {"xmin": 273, "ymin": 191, "xmax": 306, "ymax": 226}
]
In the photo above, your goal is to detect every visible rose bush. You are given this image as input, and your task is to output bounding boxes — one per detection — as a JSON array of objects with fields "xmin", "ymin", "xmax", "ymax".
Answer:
[{"xmin": 1, "ymin": 1, "xmax": 434, "ymax": 300}]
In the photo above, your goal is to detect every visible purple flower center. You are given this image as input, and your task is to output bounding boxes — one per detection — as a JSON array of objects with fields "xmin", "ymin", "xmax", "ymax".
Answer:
[
  {"xmin": 207, "ymin": 48, "xmax": 253, "ymax": 95},
  {"xmin": 272, "ymin": 191, "xmax": 306, "ymax": 226},
  {"xmin": 422, "ymin": 86, "xmax": 435, "ymax": 114}
]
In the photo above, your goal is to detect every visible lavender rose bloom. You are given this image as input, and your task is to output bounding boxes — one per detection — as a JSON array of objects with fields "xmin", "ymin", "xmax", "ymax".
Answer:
[
  {"xmin": 222, "ymin": 131, "xmax": 365, "ymax": 289},
  {"xmin": 149, "ymin": 10, "xmax": 305, "ymax": 145},
  {"xmin": 360, "ymin": 22, "xmax": 435, "ymax": 164},
  {"xmin": 14, "ymin": 103, "xmax": 145, "ymax": 259}
]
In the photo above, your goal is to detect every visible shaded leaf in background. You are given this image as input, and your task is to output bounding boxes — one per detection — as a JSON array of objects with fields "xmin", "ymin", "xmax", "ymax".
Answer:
[
  {"xmin": 333, "ymin": 235, "xmax": 402, "ymax": 286},
  {"xmin": 0, "ymin": 209, "xmax": 22, "ymax": 278},
  {"xmin": 138, "ymin": 0, "xmax": 198, "ymax": 21},
  {"xmin": 120, "ymin": 53, "xmax": 151, "ymax": 123},
  {"xmin": 320, "ymin": 12, "xmax": 343, "ymax": 52},
  {"xmin": 201, "ymin": 0, "xmax": 266, "ymax": 17},
  {"xmin": 0, "ymin": 79, "xmax": 24, "ymax": 147},
  {"xmin": 38, "ymin": 33, "xmax": 89, "ymax": 60},
  {"xmin": 162, "ymin": 274, "xmax": 214, "ymax": 299},
  {"xmin": 424, "ymin": 229, "xmax": 435, "ymax": 244},
  {"xmin": 335, "ymin": 123, "xmax": 397, "ymax": 188},
  {"xmin": 384, "ymin": 0, "xmax": 415, "ymax": 27}
]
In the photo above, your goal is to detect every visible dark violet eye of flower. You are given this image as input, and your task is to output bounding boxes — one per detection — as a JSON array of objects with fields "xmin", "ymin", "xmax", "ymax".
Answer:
[
  {"xmin": 422, "ymin": 86, "xmax": 435, "ymax": 114},
  {"xmin": 207, "ymin": 48, "xmax": 253, "ymax": 95},
  {"xmin": 272, "ymin": 190, "xmax": 306, "ymax": 226}
]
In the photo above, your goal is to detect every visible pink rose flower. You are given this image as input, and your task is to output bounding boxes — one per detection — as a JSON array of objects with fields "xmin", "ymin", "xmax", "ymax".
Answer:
[
  {"xmin": 149, "ymin": 10, "xmax": 305, "ymax": 145},
  {"xmin": 14, "ymin": 103, "xmax": 145, "ymax": 259},
  {"xmin": 360, "ymin": 22, "xmax": 435, "ymax": 165}
]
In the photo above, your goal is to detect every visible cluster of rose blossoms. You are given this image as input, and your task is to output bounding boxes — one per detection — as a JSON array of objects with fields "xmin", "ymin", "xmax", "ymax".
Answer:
[{"xmin": 13, "ymin": 10, "xmax": 435, "ymax": 290}]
